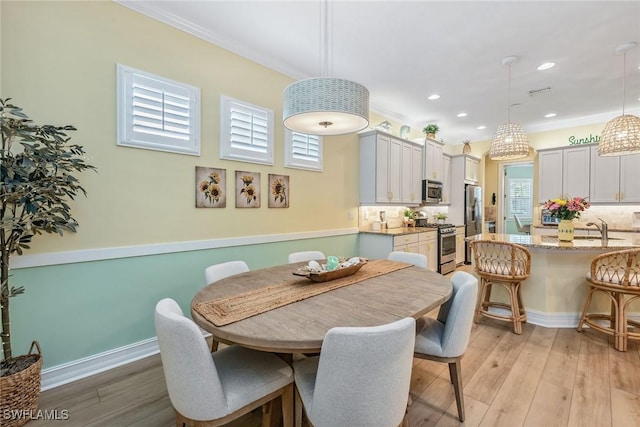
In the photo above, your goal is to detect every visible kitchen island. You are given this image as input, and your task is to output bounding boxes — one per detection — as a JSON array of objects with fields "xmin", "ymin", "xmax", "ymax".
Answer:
[{"xmin": 466, "ymin": 233, "xmax": 640, "ymax": 327}]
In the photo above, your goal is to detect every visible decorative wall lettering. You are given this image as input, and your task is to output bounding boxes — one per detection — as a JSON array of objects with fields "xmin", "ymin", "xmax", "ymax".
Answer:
[{"xmin": 568, "ymin": 134, "xmax": 600, "ymax": 145}]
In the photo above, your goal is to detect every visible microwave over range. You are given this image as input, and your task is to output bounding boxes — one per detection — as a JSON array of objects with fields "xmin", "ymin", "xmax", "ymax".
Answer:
[{"xmin": 422, "ymin": 179, "xmax": 443, "ymax": 204}]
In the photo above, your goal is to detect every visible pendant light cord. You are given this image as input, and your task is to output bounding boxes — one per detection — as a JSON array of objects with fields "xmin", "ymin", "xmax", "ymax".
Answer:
[
  {"xmin": 319, "ymin": 0, "xmax": 332, "ymax": 78},
  {"xmin": 507, "ymin": 63, "xmax": 512, "ymax": 124},
  {"xmin": 622, "ymin": 50, "xmax": 626, "ymax": 116}
]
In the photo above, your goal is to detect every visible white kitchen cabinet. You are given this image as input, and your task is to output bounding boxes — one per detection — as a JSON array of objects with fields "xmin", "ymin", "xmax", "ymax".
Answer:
[
  {"xmin": 537, "ymin": 146, "xmax": 590, "ymax": 202},
  {"xmin": 358, "ymin": 231, "xmax": 437, "ymax": 271},
  {"xmin": 403, "ymin": 143, "xmax": 423, "ymax": 204},
  {"xmin": 424, "ymin": 137, "xmax": 444, "ymax": 182},
  {"xmin": 419, "ymin": 231, "xmax": 438, "ymax": 272},
  {"xmin": 360, "ymin": 130, "xmax": 423, "ymax": 205},
  {"xmin": 590, "ymin": 146, "xmax": 640, "ymax": 203},
  {"xmin": 455, "ymin": 226, "xmax": 465, "ymax": 265},
  {"xmin": 393, "ymin": 233, "xmax": 420, "ymax": 253},
  {"xmin": 464, "ymin": 156, "xmax": 479, "ymax": 183},
  {"xmin": 441, "ymin": 154, "xmax": 451, "ymax": 204}
]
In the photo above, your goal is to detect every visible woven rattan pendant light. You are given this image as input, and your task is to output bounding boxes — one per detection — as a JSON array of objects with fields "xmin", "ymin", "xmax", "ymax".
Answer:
[
  {"xmin": 598, "ymin": 42, "xmax": 640, "ymax": 156},
  {"xmin": 283, "ymin": 0, "xmax": 369, "ymax": 136},
  {"xmin": 489, "ymin": 56, "xmax": 530, "ymax": 160}
]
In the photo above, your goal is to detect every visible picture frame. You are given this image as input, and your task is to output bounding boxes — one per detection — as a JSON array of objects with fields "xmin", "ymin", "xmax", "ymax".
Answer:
[
  {"xmin": 195, "ymin": 166, "xmax": 226, "ymax": 208},
  {"xmin": 268, "ymin": 174, "xmax": 289, "ymax": 208},
  {"xmin": 235, "ymin": 171, "xmax": 261, "ymax": 208}
]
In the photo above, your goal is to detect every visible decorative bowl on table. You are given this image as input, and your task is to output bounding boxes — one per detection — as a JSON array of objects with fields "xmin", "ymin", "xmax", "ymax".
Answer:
[{"xmin": 293, "ymin": 257, "xmax": 368, "ymax": 282}]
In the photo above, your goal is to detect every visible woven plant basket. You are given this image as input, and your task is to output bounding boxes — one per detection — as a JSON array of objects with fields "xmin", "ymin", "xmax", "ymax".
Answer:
[{"xmin": 0, "ymin": 341, "xmax": 43, "ymax": 427}]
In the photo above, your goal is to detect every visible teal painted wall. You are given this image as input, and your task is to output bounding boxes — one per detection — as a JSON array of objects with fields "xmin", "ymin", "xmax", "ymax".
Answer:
[{"xmin": 11, "ymin": 234, "xmax": 358, "ymax": 368}]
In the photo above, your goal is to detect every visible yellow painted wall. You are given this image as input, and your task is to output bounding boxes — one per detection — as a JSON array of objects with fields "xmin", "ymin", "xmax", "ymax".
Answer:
[{"xmin": 1, "ymin": 1, "xmax": 361, "ymax": 254}]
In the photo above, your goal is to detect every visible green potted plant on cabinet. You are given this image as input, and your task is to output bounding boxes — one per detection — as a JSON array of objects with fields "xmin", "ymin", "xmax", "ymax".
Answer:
[
  {"xmin": 423, "ymin": 124, "xmax": 439, "ymax": 138},
  {"xmin": 1, "ymin": 98, "xmax": 96, "ymax": 426}
]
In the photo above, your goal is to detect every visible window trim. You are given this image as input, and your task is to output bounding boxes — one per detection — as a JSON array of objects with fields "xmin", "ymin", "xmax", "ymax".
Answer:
[
  {"xmin": 285, "ymin": 130, "xmax": 323, "ymax": 172},
  {"xmin": 116, "ymin": 64, "xmax": 201, "ymax": 156},
  {"xmin": 220, "ymin": 95, "xmax": 274, "ymax": 166}
]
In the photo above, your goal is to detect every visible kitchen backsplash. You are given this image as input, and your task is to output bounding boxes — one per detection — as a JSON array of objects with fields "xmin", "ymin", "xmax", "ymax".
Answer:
[
  {"xmin": 359, "ymin": 205, "xmax": 450, "ymax": 231},
  {"xmin": 534, "ymin": 205, "xmax": 640, "ymax": 229}
]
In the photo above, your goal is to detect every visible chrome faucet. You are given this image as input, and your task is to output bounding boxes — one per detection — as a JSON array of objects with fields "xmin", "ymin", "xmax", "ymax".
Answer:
[{"xmin": 587, "ymin": 218, "xmax": 608, "ymax": 243}]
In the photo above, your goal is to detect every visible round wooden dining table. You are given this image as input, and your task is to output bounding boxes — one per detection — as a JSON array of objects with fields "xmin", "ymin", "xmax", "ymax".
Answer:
[{"xmin": 191, "ymin": 261, "xmax": 452, "ymax": 354}]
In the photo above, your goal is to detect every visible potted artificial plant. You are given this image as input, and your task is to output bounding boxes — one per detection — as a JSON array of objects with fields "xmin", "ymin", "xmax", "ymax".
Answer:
[
  {"xmin": 1, "ymin": 98, "xmax": 95, "ymax": 426},
  {"xmin": 423, "ymin": 124, "xmax": 439, "ymax": 138}
]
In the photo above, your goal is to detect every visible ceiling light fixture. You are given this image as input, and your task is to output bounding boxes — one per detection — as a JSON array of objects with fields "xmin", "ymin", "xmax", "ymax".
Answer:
[
  {"xmin": 283, "ymin": 0, "xmax": 369, "ymax": 135},
  {"xmin": 537, "ymin": 62, "xmax": 556, "ymax": 71},
  {"xmin": 457, "ymin": 112, "xmax": 467, "ymax": 118},
  {"xmin": 489, "ymin": 56, "xmax": 530, "ymax": 160},
  {"xmin": 598, "ymin": 42, "xmax": 640, "ymax": 156},
  {"xmin": 544, "ymin": 113, "xmax": 557, "ymax": 118},
  {"xmin": 428, "ymin": 94, "xmax": 440, "ymax": 100},
  {"xmin": 477, "ymin": 125, "xmax": 486, "ymax": 130}
]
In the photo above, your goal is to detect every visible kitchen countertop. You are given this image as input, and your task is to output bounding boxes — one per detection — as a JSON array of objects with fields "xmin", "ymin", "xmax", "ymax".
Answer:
[
  {"xmin": 466, "ymin": 233, "xmax": 640, "ymax": 250},
  {"xmin": 359, "ymin": 227, "xmax": 437, "ymax": 236},
  {"xmin": 533, "ymin": 224, "xmax": 640, "ymax": 233}
]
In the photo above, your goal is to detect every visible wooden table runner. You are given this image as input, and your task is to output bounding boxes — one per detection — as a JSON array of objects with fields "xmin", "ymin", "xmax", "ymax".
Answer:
[{"xmin": 193, "ymin": 259, "xmax": 412, "ymax": 326}]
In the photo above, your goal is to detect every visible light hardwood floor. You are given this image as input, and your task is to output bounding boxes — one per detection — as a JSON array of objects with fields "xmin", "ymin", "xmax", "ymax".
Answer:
[{"xmin": 29, "ymin": 273, "xmax": 640, "ymax": 427}]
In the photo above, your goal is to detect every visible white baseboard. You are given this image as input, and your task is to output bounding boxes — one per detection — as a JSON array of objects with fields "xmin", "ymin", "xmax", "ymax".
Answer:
[
  {"xmin": 486, "ymin": 307, "xmax": 640, "ymax": 329},
  {"xmin": 41, "ymin": 338, "xmax": 159, "ymax": 391}
]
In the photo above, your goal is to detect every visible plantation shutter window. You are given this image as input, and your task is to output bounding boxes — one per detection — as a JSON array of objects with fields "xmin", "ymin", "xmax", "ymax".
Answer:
[
  {"xmin": 220, "ymin": 96, "xmax": 274, "ymax": 165},
  {"xmin": 117, "ymin": 64, "xmax": 200, "ymax": 155},
  {"xmin": 285, "ymin": 131, "xmax": 323, "ymax": 171}
]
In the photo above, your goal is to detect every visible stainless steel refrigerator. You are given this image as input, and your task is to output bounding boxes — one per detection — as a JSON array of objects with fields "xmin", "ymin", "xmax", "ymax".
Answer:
[{"xmin": 465, "ymin": 184, "xmax": 482, "ymax": 264}]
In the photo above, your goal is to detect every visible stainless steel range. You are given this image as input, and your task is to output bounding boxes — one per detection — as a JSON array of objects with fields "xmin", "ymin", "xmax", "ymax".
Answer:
[{"xmin": 415, "ymin": 223, "xmax": 457, "ymax": 275}]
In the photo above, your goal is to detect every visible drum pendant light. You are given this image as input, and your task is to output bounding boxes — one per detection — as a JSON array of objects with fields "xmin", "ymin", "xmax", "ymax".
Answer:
[
  {"xmin": 598, "ymin": 42, "xmax": 640, "ymax": 156},
  {"xmin": 283, "ymin": 0, "xmax": 369, "ymax": 136},
  {"xmin": 489, "ymin": 56, "xmax": 530, "ymax": 160}
]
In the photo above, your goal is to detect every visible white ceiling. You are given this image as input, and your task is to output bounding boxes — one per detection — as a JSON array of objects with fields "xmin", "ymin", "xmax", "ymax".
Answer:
[{"xmin": 117, "ymin": 0, "xmax": 640, "ymax": 145}]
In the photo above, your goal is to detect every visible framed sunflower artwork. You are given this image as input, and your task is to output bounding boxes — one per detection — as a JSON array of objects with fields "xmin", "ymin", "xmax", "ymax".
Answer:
[
  {"xmin": 268, "ymin": 174, "xmax": 289, "ymax": 208},
  {"xmin": 235, "ymin": 171, "xmax": 261, "ymax": 208},
  {"xmin": 195, "ymin": 166, "xmax": 226, "ymax": 208}
]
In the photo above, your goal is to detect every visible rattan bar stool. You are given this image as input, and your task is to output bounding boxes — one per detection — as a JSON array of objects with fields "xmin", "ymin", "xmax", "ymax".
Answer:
[
  {"xmin": 577, "ymin": 248, "xmax": 640, "ymax": 352},
  {"xmin": 470, "ymin": 240, "xmax": 532, "ymax": 334}
]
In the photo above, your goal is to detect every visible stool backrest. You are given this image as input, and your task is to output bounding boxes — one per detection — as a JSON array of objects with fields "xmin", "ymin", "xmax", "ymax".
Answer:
[
  {"xmin": 470, "ymin": 240, "xmax": 531, "ymax": 280},
  {"xmin": 590, "ymin": 248, "xmax": 640, "ymax": 289}
]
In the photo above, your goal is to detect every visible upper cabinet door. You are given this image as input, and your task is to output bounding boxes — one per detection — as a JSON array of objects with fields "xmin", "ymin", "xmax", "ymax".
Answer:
[
  {"xmin": 562, "ymin": 146, "xmax": 590, "ymax": 199},
  {"xmin": 590, "ymin": 146, "xmax": 620, "ymax": 203},
  {"xmin": 424, "ymin": 138, "xmax": 444, "ymax": 181},
  {"xmin": 410, "ymin": 143, "xmax": 423, "ymax": 204},
  {"xmin": 387, "ymin": 137, "xmax": 403, "ymax": 203},
  {"xmin": 620, "ymin": 152, "xmax": 640, "ymax": 202},
  {"xmin": 538, "ymin": 150, "xmax": 563, "ymax": 201}
]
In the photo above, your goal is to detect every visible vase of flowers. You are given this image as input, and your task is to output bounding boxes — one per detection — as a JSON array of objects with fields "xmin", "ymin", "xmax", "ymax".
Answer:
[{"xmin": 542, "ymin": 196, "xmax": 590, "ymax": 242}]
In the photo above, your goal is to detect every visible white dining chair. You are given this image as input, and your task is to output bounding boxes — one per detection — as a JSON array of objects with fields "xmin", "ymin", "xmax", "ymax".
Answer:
[
  {"xmin": 204, "ymin": 260, "xmax": 250, "ymax": 351},
  {"xmin": 287, "ymin": 251, "xmax": 326, "ymax": 264},
  {"xmin": 388, "ymin": 251, "xmax": 428, "ymax": 269},
  {"xmin": 154, "ymin": 298, "xmax": 294, "ymax": 427},
  {"xmin": 292, "ymin": 317, "xmax": 416, "ymax": 427},
  {"xmin": 514, "ymin": 215, "xmax": 531, "ymax": 235},
  {"xmin": 413, "ymin": 271, "xmax": 478, "ymax": 422},
  {"xmin": 204, "ymin": 260, "xmax": 249, "ymax": 285}
]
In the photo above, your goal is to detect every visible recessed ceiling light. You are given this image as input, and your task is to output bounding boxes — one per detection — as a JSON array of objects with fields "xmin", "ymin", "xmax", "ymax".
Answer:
[
  {"xmin": 544, "ymin": 113, "xmax": 557, "ymax": 118},
  {"xmin": 427, "ymin": 94, "xmax": 440, "ymax": 100},
  {"xmin": 457, "ymin": 112, "xmax": 467, "ymax": 118},
  {"xmin": 537, "ymin": 62, "xmax": 556, "ymax": 70},
  {"xmin": 477, "ymin": 125, "xmax": 486, "ymax": 130}
]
